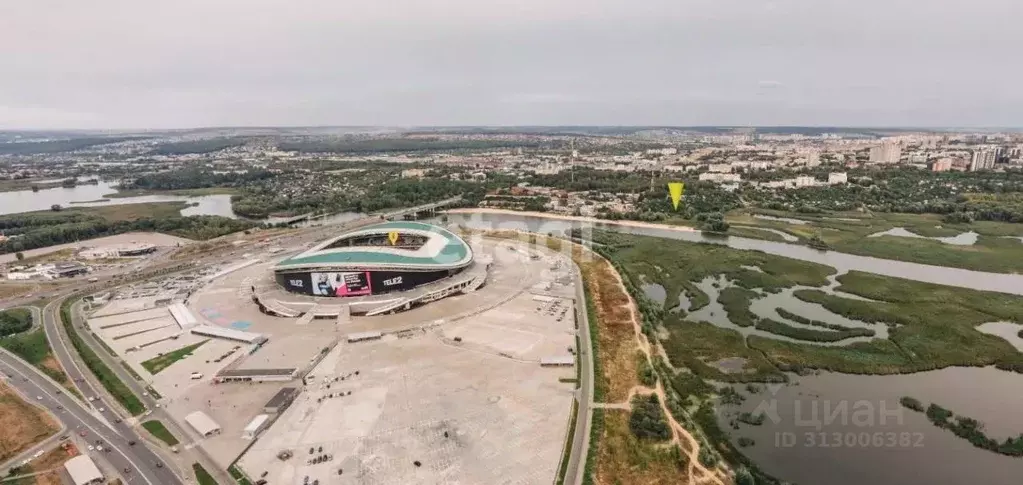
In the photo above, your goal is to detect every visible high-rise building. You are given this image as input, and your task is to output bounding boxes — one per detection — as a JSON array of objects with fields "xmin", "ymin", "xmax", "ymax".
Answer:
[
  {"xmin": 969, "ymin": 149, "xmax": 997, "ymax": 171},
  {"xmin": 869, "ymin": 142, "xmax": 901, "ymax": 164},
  {"xmin": 805, "ymin": 150, "xmax": 821, "ymax": 167}
]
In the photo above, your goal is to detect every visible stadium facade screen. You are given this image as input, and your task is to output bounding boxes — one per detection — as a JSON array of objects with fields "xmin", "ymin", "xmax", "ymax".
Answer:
[
  {"xmin": 274, "ymin": 269, "xmax": 457, "ymax": 297},
  {"xmin": 311, "ymin": 272, "xmax": 372, "ymax": 297}
]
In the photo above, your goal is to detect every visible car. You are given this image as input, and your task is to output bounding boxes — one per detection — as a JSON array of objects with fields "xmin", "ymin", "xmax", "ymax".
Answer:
[
  {"xmin": 36, "ymin": 396, "xmax": 42, "ymax": 400},
  {"xmin": 59, "ymin": 435, "xmax": 69, "ymax": 441},
  {"xmin": 128, "ymin": 440, "xmax": 136, "ymax": 446},
  {"xmin": 88, "ymin": 396, "xmax": 95, "ymax": 402},
  {"xmin": 98, "ymin": 407, "xmax": 105, "ymax": 412},
  {"xmin": 57, "ymin": 405, "xmax": 63, "ymax": 410},
  {"xmin": 87, "ymin": 445, "xmax": 94, "ymax": 451},
  {"xmin": 114, "ymin": 418, "xmax": 122, "ymax": 423},
  {"xmin": 79, "ymin": 431, "xmax": 87, "ymax": 437},
  {"xmin": 155, "ymin": 462, "xmax": 163, "ymax": 468}
]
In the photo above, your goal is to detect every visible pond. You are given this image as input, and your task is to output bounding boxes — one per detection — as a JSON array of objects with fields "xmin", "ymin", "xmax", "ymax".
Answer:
[
  {"xmin": 868, "ymin": 227, "xmax": 979, "ymax": 246},
  {"xmin": 754, "ymin": 214, "xmax": 810, "ymax": 225}
]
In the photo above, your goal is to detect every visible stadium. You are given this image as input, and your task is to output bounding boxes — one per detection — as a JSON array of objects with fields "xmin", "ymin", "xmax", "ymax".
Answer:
[{"xmin": 264, "ymin": 221, "xmax": 488, "ymax": 316}]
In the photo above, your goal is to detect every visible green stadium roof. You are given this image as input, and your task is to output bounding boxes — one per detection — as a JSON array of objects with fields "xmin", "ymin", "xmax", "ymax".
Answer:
[{"xmin": 275, "ymin": 221, "xmax": 472, "ymax": 271}]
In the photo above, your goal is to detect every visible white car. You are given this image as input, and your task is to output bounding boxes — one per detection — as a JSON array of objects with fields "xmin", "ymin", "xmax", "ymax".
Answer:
[
  {"xmin": 98, "ymin": 407, "xmax": 106, "ymax": 412},
  {"xmin": 36, "ymin": 396, "xmax": 42, "ymax": 400},
  {"xmin": 87, "ymin": 445, "xmax": 95, "ymax": 451}
]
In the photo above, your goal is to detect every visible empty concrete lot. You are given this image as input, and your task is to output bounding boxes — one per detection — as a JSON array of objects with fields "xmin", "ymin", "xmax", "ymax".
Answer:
[{"xmin": 237, "ymin": 239, "xmax": 579, "ymax": 484}]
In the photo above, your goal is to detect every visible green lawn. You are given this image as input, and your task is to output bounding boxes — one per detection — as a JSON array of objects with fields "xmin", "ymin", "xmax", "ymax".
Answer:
[
  {"xmin": 141, "ymin": 340, "xmax": 209, "ymax": 375},
  {"xmin": 0, "ymin": 308, "xmax": 33, "ymax": 338},
  {"xmin": 142, "ymin": 420, "xmax": 179, "ymax": 446},
  {"xmin": 227, "ymin": 465, "xmax": 253, "ymax": 485},
  {"xmin": 193, "ymin": 463, "xmax": 219, "ymax": 485},
  {"xmin": 60, "ymin": 299, "xmax": 146, "ymax": 415},
  {"xmin": 0, "ymin": 326, "xmax": 75, "ymax": 391}
]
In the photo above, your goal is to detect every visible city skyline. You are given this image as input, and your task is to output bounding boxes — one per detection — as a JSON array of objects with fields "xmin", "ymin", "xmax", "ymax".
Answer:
[{"xmin": 2, "ymin": 0, "xmax": 1021, "ymax": 130}]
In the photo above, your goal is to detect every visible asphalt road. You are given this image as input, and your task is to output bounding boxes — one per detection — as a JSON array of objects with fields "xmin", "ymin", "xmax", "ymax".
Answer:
[
  {"xmin": 0, "ymin": 348, "xmax": 177, "ymax": 485},
  {"xmin": 562, "ymin": 260, "xmax": 595, "ymax": 485},
  {"xmin": 36, "ymin": 298, "xmax": 184, "ymax": 485}
]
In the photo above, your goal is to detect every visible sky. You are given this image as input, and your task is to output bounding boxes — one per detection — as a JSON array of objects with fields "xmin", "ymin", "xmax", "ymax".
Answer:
[{"xmin": 2, "ymin": 0, "xmax": 1021, "ymax": 129}]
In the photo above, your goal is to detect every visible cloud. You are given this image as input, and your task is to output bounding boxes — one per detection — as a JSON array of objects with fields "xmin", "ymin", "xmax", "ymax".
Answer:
[{"xmin": 1, "ymin": 0, "xmax": 1020, "ymax": 128}]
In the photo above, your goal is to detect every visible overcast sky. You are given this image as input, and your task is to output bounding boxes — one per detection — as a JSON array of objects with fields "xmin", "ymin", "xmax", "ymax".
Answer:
[{"xmin": 2, "ymin": 0, "xmax": 1020, "ymax": 129}]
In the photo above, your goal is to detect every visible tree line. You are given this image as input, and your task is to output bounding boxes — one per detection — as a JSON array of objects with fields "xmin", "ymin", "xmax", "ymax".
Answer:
[{"xmin": 0, "ymin": 212, "xmax": 254, "ymax": 254}]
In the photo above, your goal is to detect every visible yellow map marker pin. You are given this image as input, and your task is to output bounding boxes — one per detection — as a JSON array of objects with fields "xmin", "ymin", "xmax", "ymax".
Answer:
[
  {"xmin": 388, "ymin": 231, "xmax": 399, "ymax": 245},
  {"xmin": 668, "ymin": 182, "xmax": 685, "ymax": 210}
]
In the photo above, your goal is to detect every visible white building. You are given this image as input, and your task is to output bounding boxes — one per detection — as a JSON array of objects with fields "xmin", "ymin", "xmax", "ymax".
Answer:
[
  {"xmin": 645, "ymin": 147, "xmax": 678, "ymax": 156},
  {"xmin": 698, "ymin": 173, "xmax": 741, "ymax": 183},
  {"xmin": 805, "ymin": 150, "xmax": 821, "ymax": 167},
  {"xmin": 869, "ymin": 142, "xmax": 902, "ymax": 164},
  {"xmin": 970, "ymin": 149, "xmax": 997, "ymax": 171},
  {"xmin": 707, "ymin": 163, "xmax": 732, "ymax": 173},
  {"xmin": 828, "ymin": 172, "xmax": 848, "ymax": 185},
  {"xmin": 185, "ymin": 411, "xmax": 222, "ymax": 437},
  {"xmin": 243, "ymin": 414, "xmax": 272, "ymax": 440},
  {"xmin": 64, "ymin": 455, "xmax": 103, "ymax": 485},
  {"xmin": 794, "ymin": 175, "xmax": 816, "ymax": 187}
]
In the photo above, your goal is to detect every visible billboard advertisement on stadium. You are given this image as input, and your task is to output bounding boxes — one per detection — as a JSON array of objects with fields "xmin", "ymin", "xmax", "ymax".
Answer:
[{"xmin": 311, "ymin": 271, "xmax": 372, "ymax": 297}]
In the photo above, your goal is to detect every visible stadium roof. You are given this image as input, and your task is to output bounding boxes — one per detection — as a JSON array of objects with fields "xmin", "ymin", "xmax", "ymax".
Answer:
[{"xmin": 275, "ymin": 221, "xmax": 472, "ymax": 271}]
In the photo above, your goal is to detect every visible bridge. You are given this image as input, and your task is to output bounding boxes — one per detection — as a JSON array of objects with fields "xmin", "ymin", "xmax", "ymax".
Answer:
[
  {"xmin": 381, "ymin": 196, "xmax": 463, "ymax": 221},
  {"xmin": 275, "ymin": 196, "xmax": 463, "ymax": 227}
]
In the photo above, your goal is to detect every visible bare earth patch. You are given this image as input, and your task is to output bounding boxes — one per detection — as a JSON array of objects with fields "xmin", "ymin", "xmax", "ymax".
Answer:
[{"xmin": 0, "ymin": 382, "xmax": 60, "ymax": 463}]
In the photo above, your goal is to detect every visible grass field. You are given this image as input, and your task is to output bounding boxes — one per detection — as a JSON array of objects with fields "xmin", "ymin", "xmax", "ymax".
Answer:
[
  {"xmin": 0, "ymin": 327, "xmax": 75, "ymax": 392},
  {"xmin": 227, "ymin": 465, "xmax": 253, "ymax": 485},
  {"xmin": 62, "ymin": 202, "xmax": 190, "ymax": 221},
  {"xmin": 193, "ymin": 463, "xmax": 220, "ymax": 485},
  {"xmin": 60, "ymin": 299, "xmax": 145, "ymax": 415},
  {"xmin": 597, "ymin": 231, "xmax": 1023, "ymax": 379},
  {"xmin": 142, "ymin": 420, "xmax": 180, "ymax": 446},
  {"xmin": 0, "ymin": 382, "xmax": 59, "ymax": 463},
  {"xmin": 141, "ymin": 340, "xmax": 208, "ymax": 375}
]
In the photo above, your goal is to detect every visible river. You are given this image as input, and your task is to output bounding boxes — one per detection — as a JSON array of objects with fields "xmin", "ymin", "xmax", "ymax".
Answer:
[
  {"xmin": 438, "ymin": 210, "xmax": 1023, "ymax": 485},
  {"xmin": 439, "ymin": 211, "xmax": 1023, "ymax": 296},
  {"xmin": 0, "ymin": 179, "xmax": 237, "ymax": 218}
]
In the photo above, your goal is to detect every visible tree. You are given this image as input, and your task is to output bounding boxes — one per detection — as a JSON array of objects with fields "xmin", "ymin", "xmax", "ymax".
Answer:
[
  {"xmin": 15, "ymin": 252, "xmax": 24, "ymax": 261},
  {"xmin": 50, "ymin": 204, "xmax": 61, "ymax": 212}
]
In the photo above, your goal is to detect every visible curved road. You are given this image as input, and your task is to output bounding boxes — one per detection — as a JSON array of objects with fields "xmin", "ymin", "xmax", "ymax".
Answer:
[{"xmin": 0, "ymin": 345, "xmax": 179, "ymax": 485}]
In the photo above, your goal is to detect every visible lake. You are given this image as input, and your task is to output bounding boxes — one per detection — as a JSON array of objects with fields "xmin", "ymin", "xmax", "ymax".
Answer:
[
  {"xmin": 0, "ymin": 179, "xmax": 237, "ymax": 218},
  {"xmin": 719, "ymin": 367, "xmax": 1023, "ymax": 485}
]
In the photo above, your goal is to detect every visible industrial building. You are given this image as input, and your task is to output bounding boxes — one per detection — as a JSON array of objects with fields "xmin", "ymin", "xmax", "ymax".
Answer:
[{"xmin": 262, "ymin": 387, "xmax": 300, "ymax": 414}]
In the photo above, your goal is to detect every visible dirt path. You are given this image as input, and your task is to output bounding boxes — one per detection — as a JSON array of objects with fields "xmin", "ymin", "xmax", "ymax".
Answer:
[{"xmin": 597, "ymin": 260, "xmax": 727, "ymax": 485}]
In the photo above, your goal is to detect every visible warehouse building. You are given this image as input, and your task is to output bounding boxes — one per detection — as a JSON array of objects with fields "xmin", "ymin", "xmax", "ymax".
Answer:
[
  {"xmin": 185, "ymin": 410, "xmax": 222, "ymax": 437},
  {"xmin": 64, "ymin": 455, "xmax": 103, "ymax": 485}
]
